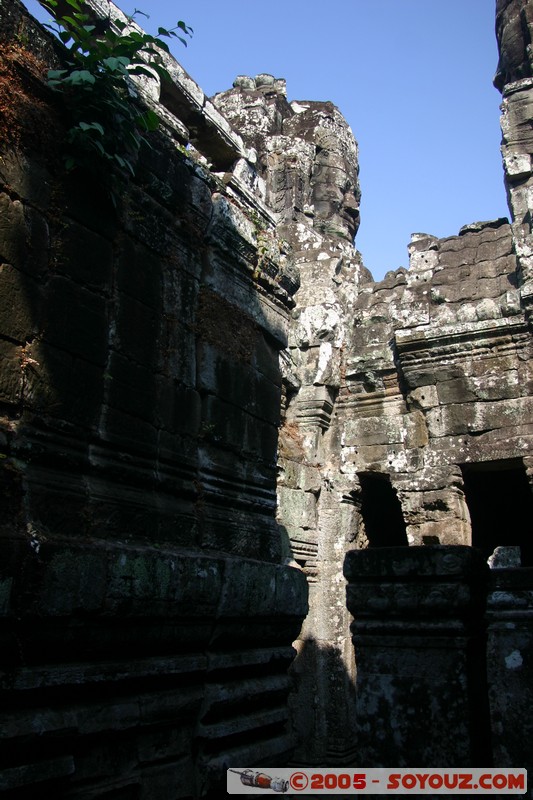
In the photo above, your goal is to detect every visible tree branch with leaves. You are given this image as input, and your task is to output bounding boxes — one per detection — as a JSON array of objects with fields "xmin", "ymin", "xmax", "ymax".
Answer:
[{"xmin": 39, "ymin": 0, "xmax": 192, "ymax": 182}]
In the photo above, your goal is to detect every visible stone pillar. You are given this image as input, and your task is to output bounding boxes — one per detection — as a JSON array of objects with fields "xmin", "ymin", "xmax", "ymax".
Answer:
[
  {"xmin": 289, "ymin": 475, "xmax": 359, "ymax": 766},
  {"xmin": 282, "ymin": 432, "xmax": 359, "ymax": 766},
  {"xmin": 396, "ymin": 467, "xmax": 472, "ymax": 548},
  {"xmin": 344, "ymin": 546, "xmax": 490, "ymax": 767},
  {"xmin": 486, "ymin": 566, "xmax": 533, "ymax": 774}
]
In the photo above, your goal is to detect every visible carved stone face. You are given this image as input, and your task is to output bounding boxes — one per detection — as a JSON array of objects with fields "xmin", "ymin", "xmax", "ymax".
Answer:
[
  {"xmin": 284, "ymin": 101, "xmax": 361, "ymax": 241},
  {"xmin": 311, "ymin": 147, "xmax": 361, "ymax": 240},
  {"xmin": 213, "ymin": 82, "xmax": 361, "ymax": 241},
  {"xmin": 494, "ymin": 0, "xmax": 533, "ymax": 90}
]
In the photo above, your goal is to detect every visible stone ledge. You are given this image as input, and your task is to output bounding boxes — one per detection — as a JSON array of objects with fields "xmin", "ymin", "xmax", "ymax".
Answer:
[{"xmin": 0, "ymin": 531, "xmax": 308, "ymax": 622}]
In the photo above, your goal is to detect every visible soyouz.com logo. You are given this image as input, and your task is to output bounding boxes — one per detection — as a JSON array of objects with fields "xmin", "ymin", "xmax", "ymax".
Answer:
[{"xmin": 226, "ymin": 768, "xmax": 527, "ymax": 794}]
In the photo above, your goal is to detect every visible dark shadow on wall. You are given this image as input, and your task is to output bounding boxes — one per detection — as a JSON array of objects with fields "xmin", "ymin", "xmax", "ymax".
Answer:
[
  {"xmin": 288, "ymin": 636, "xmax": 358, "ymax": 768},
  {"xmin": 358, "ymin": 473, "xmax": 409, "ymax": 547},
  {"xmin": 0, "ymin": 0, "xmax": 292, "ymax": 562},
  {"xmin": 343, "ymin": 546, "xmax": 506, "ymax": 794},
  {"xmin": 0, "ymin": 3, "xmax": 309, "ymax": 798},
  {"xmin": 461, "ymin": 459, "xmax": 533, "ymax": 566}
]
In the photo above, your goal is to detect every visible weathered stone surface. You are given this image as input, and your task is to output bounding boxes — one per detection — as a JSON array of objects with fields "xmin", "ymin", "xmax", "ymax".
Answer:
[
  {"xmin": 0, "ymin": 2, "xmax": 308, "ymax": 796},
  {"xmin": 344, "ymin": 546, "xmax": 495, "ymax": 767},
  {"xmin": 486, "ymin": 567, "xmax": 533, "ymax": 769},
  {"xmin": 338, "ymin": 82, "xmax": 533, "ymax": 771},
  {"xmin": 3, "ymin": 0, "xmax": 533, "ymax": 787},
  {"xmin": 213, "ymin": 71, "xmax": 367, "ymax": 764},
  {"xmin": 495, "ymin": 0, "xmax": 533, "ymax": 90}
]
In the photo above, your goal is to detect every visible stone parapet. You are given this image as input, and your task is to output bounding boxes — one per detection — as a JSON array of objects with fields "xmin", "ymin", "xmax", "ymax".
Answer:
[
  {"xmin": 344, "ymin": 546, "xmax": 491, "ymax": 767},
  {"xmin": 344, "ymin": 546, "xmax": 533, "ymax": 777},
  {"xmin": 0, "ymin": 530, "xmax": 307, "ymax": 795}
]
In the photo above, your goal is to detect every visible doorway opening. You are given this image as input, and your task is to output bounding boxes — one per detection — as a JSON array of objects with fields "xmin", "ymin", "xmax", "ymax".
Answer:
[
  {"xmin": 460, "ymin": 459, "xmax": 533, "ymax": 566},
  {"xmin": 358, "ymin": 473, "xmax": 408, "ymax": 547}
]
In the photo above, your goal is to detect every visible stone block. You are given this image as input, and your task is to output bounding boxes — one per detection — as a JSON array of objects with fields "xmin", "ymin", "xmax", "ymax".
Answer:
[
  {"xmin": 198, "ymin": 392, "xmax": 241, "ymax": 445},
  {"xmin": 408, "ymin": 519, "xmax": 470, "ymax": 546},
  {"xmin": 408, "ymin": 249, "xmax": 438, "ymax": 272},
  {"xmin": 59, "ymin": 171, "xmax": 119, "ymax": 242},
  {"xmin": 437, "ymin": 376, "xmax": 478, "ymax": 404},
  {"xmin": 427, "ymin": 397, "xmax": 533, "ymax": 438},
  {"xmin": 155, "ymin": 381, "xmax": 201, "ymax": 437},
  {"xmin": 253, "ymin": 332, "xmax": 281, "ymax": 384},
  {"xmin": 283, "ymin": 524, "xmax": 318, "ymax": 549},
  {"xmin": 244, "ymin": 413, "xmax": 278, "ymax": 464},
  {"xmin": 160, "ymin": 258, "xmax": 200, "ymax": 326},
  {"xmin": 504, "ymin": 150, "xmax": 532, "ymax": 179},
  {"xmin": 407, "ymin": 385, "xmax": 438, "ymax": 409},
  {"xmin": 115, "ymin": 238, "xmax": 163, "ymax": 309},
  {"xmin": 218, "ymin": 558, "xmax": 307, "ymax": 618},
  {"xmin": 343, "ymin": 413, "xmax": 410, "ymax": 448},
  {"xmin": 19, "ymin": 340, "xmax": 70, "ymax": 412},
  {"xmin": 277, "ymin": 486, "xmax": 317, "ymax": 531},
  {"xmin": 344, "ymin": 546, "xmax": 490, "ymax": 766},
  {"xmin": 0, "ymin": 263, "xmax": 43, "ymax": 342},
  {"xmin": 199, "ymin": 510, "xmax": 282, "ymax": 564},
  {"xmin": 42, "ymin": 276, "xmax": 108, "ymax": 366},
  {"xmin": 0, "ymin": 193, "xmax": 48, "ymax": 279},
  {"xmin": 473, "ymin": 275, "xmax": 506, "ymax": 300},
  {"xmin": 0, "ymin": 152, "xmax": 54, "ymax": 212},
  {"xmin": 104, "ymin": 351, "xmax": 156, "ymax": 423},
  {"xmin": 114, "ymin": 293, "xmax": 159, "ymax": 368},
  {"xmin": 0, "ymin": 339, "xmax": 22, "ymax": 404},
  {"xmin": 52, "ymin": 218, "xmax": 113, "ymax": 291},
  {"xmin": 278, "ymin": 458, "xmax": 321, "ymax": 492},
  {"xmin": 0, "ymin": 758, "xmax": 75, "ymax": 792},
  {"xmin": 98, "ymin": 405, "xmax": 159, "ymax": 454},
  {"xmin": 21, "ymin": 340, "xmax": 104, "ymax": 427},
  {"xmin": 197, "ymin": 341, "xmax": 281, "ymax": 425},
  {"xmin": 158, "ymin": 322, "xmax": 196, "ymax": 387},
  {"xmin": 486, "ymin": 569, "xmax": 533, "ymax": 771},
  {"xmin": 439, "ymin": 245, "xmax": 477, "ymax": 268},
  {"xmin": 141, "ymin": 759, "xmax": 196, "ymax": 800}
]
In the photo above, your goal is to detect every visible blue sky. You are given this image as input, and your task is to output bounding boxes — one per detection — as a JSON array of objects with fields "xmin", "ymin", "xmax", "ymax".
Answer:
[{"xmin": 23, "ymin": 0, "xmax": 508, "ymax": 281}]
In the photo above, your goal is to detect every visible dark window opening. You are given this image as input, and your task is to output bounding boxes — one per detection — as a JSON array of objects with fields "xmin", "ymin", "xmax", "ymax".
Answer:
[
  {"xmin": 461, "ymin": 459, "xmax": 533, "ymax": 567},
  {"xmin": 358, "ymin": 473, "xmax": 409, "ymax": 547}
]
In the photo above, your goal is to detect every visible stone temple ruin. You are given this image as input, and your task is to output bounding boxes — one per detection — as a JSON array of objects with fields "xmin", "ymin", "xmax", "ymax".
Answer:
[{"xmin": 0, "ymin": 0, "xmax": 532, "ymax": 795}]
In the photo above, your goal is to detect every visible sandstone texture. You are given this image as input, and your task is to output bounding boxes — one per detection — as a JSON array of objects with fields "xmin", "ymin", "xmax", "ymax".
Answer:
[
  {"xmin": 214, "ymin": 77, "xmax": 367, "ymax": 764},
  {"xmin": 2, "ymin": 0, "xmax": 533, "ymax": 790},
  {"xmin": 339, "ymin": 0, "xmax": 533, "ymax": 775},
  {"xmin": 0, "ymin": 2, "xmax": 307, "ymax": 796},
  {"xmin": 212, "ymin": 2, "xmax": 533, "ymax": 774}
]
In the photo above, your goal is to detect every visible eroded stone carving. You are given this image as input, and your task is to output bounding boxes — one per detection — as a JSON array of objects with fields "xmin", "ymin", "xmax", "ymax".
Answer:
[
  {"xmin": 2, "ymin": 0, "xmax": 533, "ymax": 788},
  {"xmin": 0, "ymin": 5, "xmax": 307, "ymax": 796}
]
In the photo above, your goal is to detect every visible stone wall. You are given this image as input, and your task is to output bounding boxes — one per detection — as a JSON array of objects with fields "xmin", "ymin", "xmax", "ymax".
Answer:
[
  {"xmin": 327, "ymin": 0, "xmax": 533, "ymax": 569},
  {"xmin": 3, "ymin": 0, "xmax": 533, "ymax": 787},
  {"xmin": 0, "ymin": 2, "xmax": 307, "ymax": 796},
  {"xmin": 345, "ymin": 545, "xmax": 533, "ymax": 777},
  {"xmin": 213, "ymin": 78, "xmax": 368, "ymax": 765},
  {"xmin": 211, "ymin": 0, "xmax": 533, "ymax": 770},
  {"xmin": 338, "ymin": 0, "xmax": 533, "ymax": 776},
  {"xmin": 338, "ymin": 217, "xmax": 533, "ymax": 556}
]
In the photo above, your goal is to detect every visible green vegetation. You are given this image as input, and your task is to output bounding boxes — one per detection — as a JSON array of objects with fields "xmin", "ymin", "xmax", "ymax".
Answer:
[{"xmin": 39, "ymin": 0, "xmax": 192, "ymax": 180}]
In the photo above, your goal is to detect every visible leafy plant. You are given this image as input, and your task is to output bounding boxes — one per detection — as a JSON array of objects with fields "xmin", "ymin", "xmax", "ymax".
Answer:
[{"xmin": 38, "ymin": 0, "xmax": 192, "ymax": 181}]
